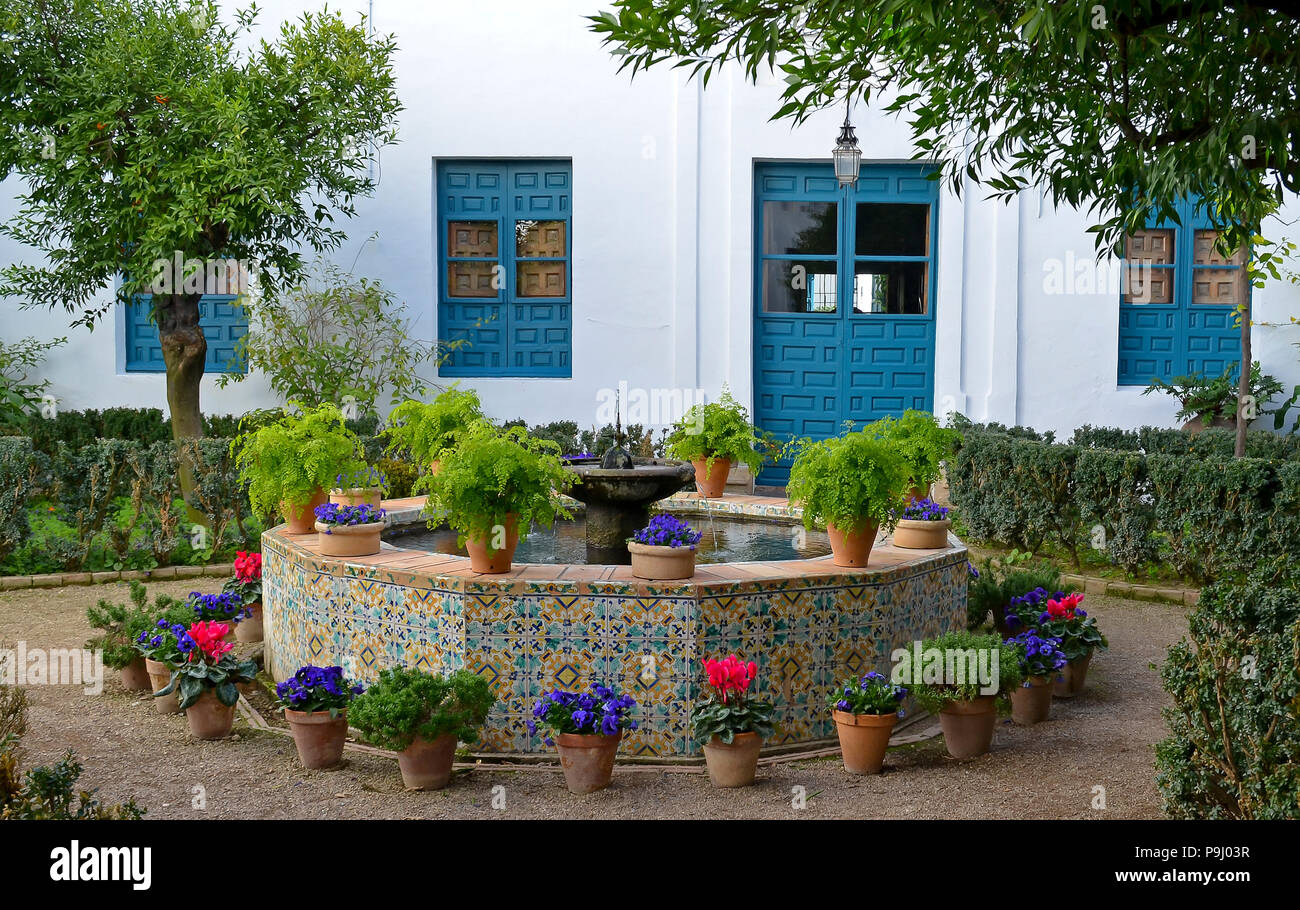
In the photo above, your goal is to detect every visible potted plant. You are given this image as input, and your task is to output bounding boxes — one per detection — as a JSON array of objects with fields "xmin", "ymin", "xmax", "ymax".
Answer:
[
  {"xmin": 528, "ymin": 684, "xmax": 639, "ymax": 794},
  {"xmin": 154, "ymin": 621, "xmax": 258, "ymax": 740},
  {"xmin": 891, "ymin": 497, "xmax": 952, "ymax": 549},
  {"xmin": 690, "ymin": 656, "xmax": 775, "ymax": 788},
  {"xmin": 627, "ymin": 514, "xmax": 702, "ymax": 580},
  {"xmin": 275, "ymin": 664, "xmax": 365, "ymax": 770},
  {"xmin": 1143, "ymin": 361, "xmax": 1283, "ymax": 433},
  {"xmin": 873, "ymin": 409, "xmax": 961, "ymax": 501},
  {"xmin": 420, "ymin": 422, "xmax": 575, "ymax": 574},
  {"xmin": 313, "ymin": 502, "xmax": 387, "ymax": 557},
  {"xmin": 1032, "ymin": 592, "xmax": 1108, "ymax": 697},
  {"xmin": 785, "ymin": 429, "xmax": 911, "ymax": 567},
  {"xmin": 1006, "ymin": 629, "xmax": 1068, "ymax": 724},
  {"xmin": 830, "ymin": 671, "xmax": 908, "ymax": 774},
  {"xmin": 222, "ymin": 551, "xmax": 264, "ymax": 643},
  {"xmin": 85, "ymin": 584, "xmax": 156, "ymax": 693},
  {"xmin": 909, "ymin": 630, "xmax": 1022, "ymax": 759},
  {"xmin": 187, "ymin": 591, "xmax": 248, "ymax": 642},
  {"xmin": 329, "ymin": 465, "xmax": 389, "ymax": 509},
  {"xmin": 231, "ymin": 402, "xmax": 366, "ymax": 533},
  {"xmin": 349, "ymin": 667, "xmax": 496, "ymax": 790},
  {"xmin": 664, "ymin": 386, "xmax": 764, "ymax": 497},
  {"xmin": 386, "ymin": 384, "xmax": 485, "ymax": 473}
]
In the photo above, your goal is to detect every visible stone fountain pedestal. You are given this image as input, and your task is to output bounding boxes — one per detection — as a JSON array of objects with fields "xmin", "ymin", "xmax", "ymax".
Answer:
[{"xmin": 564, "ymin": 457, "xmax": 696, "ymax": 563}]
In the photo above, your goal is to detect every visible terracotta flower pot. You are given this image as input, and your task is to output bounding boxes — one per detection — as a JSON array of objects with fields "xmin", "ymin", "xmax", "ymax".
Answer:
[
  {"xmin": 832, "ymin": 710, "xmax": 897, "ymax": 774},
  {"xmin": 826, "ymin": 520, "xmax": 879, "ymax": 568},
  {"xmin": 892, "ymin": 518, "xmax": 952, "ymax": 549},
  {"xmin": 1182, "ymin": 415, "xmax": 1235, "ymax": 435},
  {"xmin": 281, "ymin": 489, "xmax": 328, "ymax": 534},
  {"xmin": 1011, "ymin": 676, "xmax": 1053, "ymax": 725},
  {"xmin": 429, "ymin": 459, "xmax": 442, "ymax": 476},
  {"xmin": 285, "ymin": 708, "xmax": 349, "ymax": 770},
  {"xmin": 186, "ymin": 689, "xmax": 235, "ymax": 740},
  {"xmin": 144, "ymin": 658, "xmax": 181, "ymax": 714},
  {"xmin": 938, "ymin": 695, "xmax": 997, "ymax": 759},
  {"xmin": 1053, "ymin": 652, "xmax": 1093, "ymax": 698},
  {"xmin": 329, "ymin": 487, "xmax": 382, "ymax": 509},
  {"xmin": 702, "ymin": 732, "xmax": 762, "ymax": 788},
  {"xmin": 315, "ymin": 521, "xmax": 384, "ymax": 557},
  {"xmin": 627, "ymin": 541, "xmax": 696, "ymax": 580},
  {"xmin": 120, "ymin": 657, "xmax": 151, "ymax": 693},
  {"xmin": 554, "ymin": 732, "xmax": 621, "ymax": 794},
  {"xmin": 396, "ymin": 733, "xmax": 457, "ymax": 790},
  {"xmin": 464, "ymin": 514, "xmax": 520, "ymax": 574},
  {"xmin": 235, "ymin": 602, "xmax": 263, "ymax": 643},
  {"xmin": 906, "ymin": 483, "xmax": 931, "ymax": 504},
  {"xmin": 691, "ymin": 457, "xmax": 731, "ymax": 498}
]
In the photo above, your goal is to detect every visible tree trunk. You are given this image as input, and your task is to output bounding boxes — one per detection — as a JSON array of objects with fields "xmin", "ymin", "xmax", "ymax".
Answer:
[
  {"xmin": 155, "ymin": 292, "xmax": 209, "ymax": 523},
  {"xmin": 1235, "ymin": 296, "xmax": 1251, "ymax": 458}
]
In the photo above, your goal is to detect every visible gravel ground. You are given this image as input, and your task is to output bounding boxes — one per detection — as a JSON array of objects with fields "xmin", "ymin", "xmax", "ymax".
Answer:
[{"xmin": 0, "ymin": 578, "xmax": 1185, "ymax": 819}]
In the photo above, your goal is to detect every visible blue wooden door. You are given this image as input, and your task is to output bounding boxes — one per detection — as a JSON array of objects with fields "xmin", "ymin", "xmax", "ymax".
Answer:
[
  {"xmin": 437, "ymin": 160, "xmax": 572, "ymax": 377},
  {"xmin": 753, "ymin": 163, "xmax": 938, "ymax": 484}
]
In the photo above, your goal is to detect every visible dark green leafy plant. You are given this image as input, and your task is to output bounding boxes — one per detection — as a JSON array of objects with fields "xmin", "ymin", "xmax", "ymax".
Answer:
[
  {"xmin": 966, "ymin": 555, "xmax": 1069, "ymax": 633},
  {"xmin": 85, "ymin": 582, "xmax": 158, "ymax": 670},
  {"xmin": 231, "ymin": 403, "xmax": 366, "ymax": 518},
  {"xmin": 386, "ymin": 385, "xmax": 486, "ymax": 466},
  {"xmin": 665, "ymin": 386, "xmax": 763, "ymax": 473},
  {"xmin": 419, "ymin": 421, "xmax": 575, "ymax": 548},
  {"xmin": 1143, "ymin": 362, "xmax": 1283, "ymax": 428},
  {"xmin": 785, "ymin": 428, "xmax": 911, "ymax": 532},
  {"xmin": 1156, "ymin": 564, "xmax": 1300, "ymax": 818},
  {"xmin": 690, "ymin": 656, "xmax": 775, "ymax": 745},
  {"xmin": 1, "ymin": 683, "xmax": 142, "ymax": 819},
  {"xmin": 905, "ymin": 630, "xmax": 1023, "ymax": 712},
  {"xmin": 155, "ymin": 645, "xmax": 257, "ymax": 710},
  {"xmin": 871, "ymin": 409, "xmax": 960, "ymax": 489},
  {"xmin": 348, "ymin": 667, "xmax": 496, "ymax": 752}
]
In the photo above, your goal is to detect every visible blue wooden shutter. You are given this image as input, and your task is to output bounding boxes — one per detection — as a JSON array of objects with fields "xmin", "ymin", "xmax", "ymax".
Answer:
[{"xmin": 124, "ymin": 295, "xmax": 247, "ymax": 373}]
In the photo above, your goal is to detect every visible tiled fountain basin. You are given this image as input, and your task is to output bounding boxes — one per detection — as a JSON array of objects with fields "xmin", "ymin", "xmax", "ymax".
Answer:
[{"xmin": 263, "ymin": 493, "xmax": 968, "ymax": 760}]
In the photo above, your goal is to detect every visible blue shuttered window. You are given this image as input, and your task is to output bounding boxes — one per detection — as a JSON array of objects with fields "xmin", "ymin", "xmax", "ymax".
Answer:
[
  {"xmin": 123, "ymin": 295, "xmax": 248, "ymax": 373},
  {"xmin": 1117, "ymin": 199, "xmax": 1247, "ymax": 385},
  {"xmin": 436, "ymin": 160, "xmax": 572, "ymax": 377}
]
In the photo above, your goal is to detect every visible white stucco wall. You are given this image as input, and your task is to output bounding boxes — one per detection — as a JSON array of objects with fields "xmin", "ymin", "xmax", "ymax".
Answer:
[{"xmin": 1, "ymin": 0, "xmax": 1297, "ymax": 436}]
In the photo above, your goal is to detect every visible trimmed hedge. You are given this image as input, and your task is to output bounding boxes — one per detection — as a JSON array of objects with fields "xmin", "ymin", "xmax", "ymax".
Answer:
[
  {"xmin": 1156, "ymin": 563, "xmax": 1300, "ymax": 818},
  {"xmin": 950, "ymin": 423, "xmax": 1300, "ymax": 584}
]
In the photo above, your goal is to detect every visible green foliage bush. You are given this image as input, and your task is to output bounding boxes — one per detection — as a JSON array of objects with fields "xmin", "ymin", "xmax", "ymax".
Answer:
[
  {"xmin": 85, "ymin": 582, "xmax": 156, "ymax": 670},
  {"xmin": 950, "ymin": 421, "xmax": 1299, "ymax": 584},
  {"xmin": 1156, "ymin": 563, "xmax": 1300, "ymax": 818},
  {"xmin": 905, "ymin": 630, "xmax": 1023, "ymax": 711},
  {"xmin": 785, "ymin": 428, "xmax": 911, "ymax": 532},
  {"xmin": 0, "ymin": 683, "xmax": 143, "ymax": 819},
  {"xmin": 232, "ymin": 403, "xmax": 366, "ymax": 517},
  {"xmin": 0, "ymin": 336, "xmax": 65, "ymax": 427},
  {"xmin": 419, "ymin": 422, "xmax": 574, "ymax": 546},
  {"xmin": 0, "ymin": 438, "xmax": 39, "ymax": 563},
  {"xmin": 348, "ymin": 667, "xmax": 496, "ymax": 752},
  {"xmin": 966, "ymin": 556, "xmax": 1069, "ymax": 632},
  {"xmin": 386, "ymin": 385, "xmax": 485, "ymax": 466},
  {"xmin": 665, "ymin": 386, "xmax": 763, "ymax": 473},
  {"xmin": 872, "ymin": 409, "xmax": 960, "ymax": 488}
]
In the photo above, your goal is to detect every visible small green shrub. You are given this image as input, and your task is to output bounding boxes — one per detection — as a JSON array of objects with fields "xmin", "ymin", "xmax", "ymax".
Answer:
[
  {"xmin": 904, "ymin": 630, "xmax": 1023, "ymax": 712},
  {"xmin": 1156, "ymin": 564, "xmax": 1300, "ymax": 818},
  {"xmin": 348, "ymin": 667, "xmax": 496, "ymax": 752},
  {"xmin": 420, "ymin": 422, "xmax": 574, "ymax": 546},
  {"xmin": 871, "ymin": 409, "xmax": 960, "ymax": 488},
  {"xmin": 0, "ymin": 438, "xmax": 39, "ymax": 563},
  {"xmin": 786, "ymin": 428, "xmax": 911, "ymax": 532},
  {"xmin": 0, "ymin": 335, "xmax": 65, "ymax": 427},
  {"xmin": 1143, "ymin": 361, "xmax": 1284, "ymax": 428},
  {"xmin": 386, "ymin": 385, "xmax": 485, "ymax": 466},
  {"xmin": 85, "ymin": 582, "xmax": 157, "ymax": 670},
  {"xmin": 231, "ymin": 403, "xmax": 366, "ymax": 517},
  {"xmin": 665, "ymin": 386, "xmax": 763, "ymax": 473}
]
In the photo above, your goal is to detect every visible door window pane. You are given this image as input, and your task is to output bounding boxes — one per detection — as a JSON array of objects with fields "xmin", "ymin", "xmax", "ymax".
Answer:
[
  {"xmin": 762, "ymin": 201, "xmax": 838, "ymax": 255},
  {"xmin": 516, "ymin": 261, "xmax": 566, "ymax": 297},
  {"xmin": 1123, "ymin": 229, "xmax": 1174, "ymax": 303},
  {"xmin": 761, "ymin": 260, "xmax": 838, "ymax": 313},
  {"xmin": 448, "ymin": 261, "xmax": 499, "ymax": 298},
  {"xmin": 852, "ymin": 262, "xmax": 927, "ymax": 314},
  {"xmin": 855, "ymin": 203, "xmax": 929, "ymax": 256},
  {"xmin": 516, "ymin": 220, "xmax": 566, "ymax": 258},
  {"xmin": 447, "ymin": 221, "xmax": 498, "ymax": 258}
]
